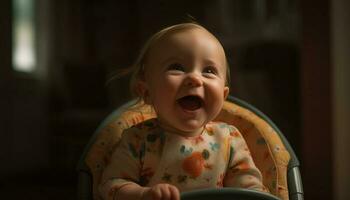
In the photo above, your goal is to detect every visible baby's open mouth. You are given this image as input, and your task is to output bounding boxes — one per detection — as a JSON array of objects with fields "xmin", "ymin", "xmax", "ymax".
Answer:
[{"xmin": 177, "ymin": 95, "xmax": 203, "ymax": 111}]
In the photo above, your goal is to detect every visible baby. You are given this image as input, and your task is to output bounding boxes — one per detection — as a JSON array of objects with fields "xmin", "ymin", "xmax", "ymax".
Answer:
[{"xmin": 99, "ymin": 23, "xmax": 265, "ymax": 200}]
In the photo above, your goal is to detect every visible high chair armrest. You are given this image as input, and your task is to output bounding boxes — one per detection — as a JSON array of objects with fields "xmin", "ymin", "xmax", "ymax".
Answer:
[
  {"xmin": 181, "ymin": 188, "xmax": 280, "ymax": 200},
  {"xmin": 288, "ymin": 167, "xmax": 304, "ymax": 200},
  {"xmin": 77, "ymin": 170, "xmax": 93, "ymax": 200}
]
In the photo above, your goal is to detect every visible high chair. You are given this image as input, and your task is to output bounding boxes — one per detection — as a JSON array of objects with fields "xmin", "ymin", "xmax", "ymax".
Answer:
[{"xmin": 77, "ymin": 96, "xmax": 303, "ymax": 200}]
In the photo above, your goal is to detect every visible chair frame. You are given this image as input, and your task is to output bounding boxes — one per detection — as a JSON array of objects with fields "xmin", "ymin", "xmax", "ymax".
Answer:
[{"xmin": 76, "ymin": 96, "xmax": 303, "ymax": 200}]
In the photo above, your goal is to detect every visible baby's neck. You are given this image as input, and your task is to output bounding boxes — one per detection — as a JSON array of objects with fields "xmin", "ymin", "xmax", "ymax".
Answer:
[{"xmin": 157, "ymin": 119, "xmax": 205, "ymax": 138}]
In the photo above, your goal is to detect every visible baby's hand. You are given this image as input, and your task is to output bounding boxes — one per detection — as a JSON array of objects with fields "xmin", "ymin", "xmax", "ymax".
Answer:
[{"xmin": 141, "ymin": 183, "xmax": 180, "ymax": 200}]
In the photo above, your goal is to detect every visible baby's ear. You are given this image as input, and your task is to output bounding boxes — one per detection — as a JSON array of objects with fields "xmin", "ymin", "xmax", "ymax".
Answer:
[
  {"xmin": 223, "ymin": 86, "xmax": 230, "ymax": 99},
  {"xmin": 136, "ymin": 81, "xmax": 151, "ymax": 104}
]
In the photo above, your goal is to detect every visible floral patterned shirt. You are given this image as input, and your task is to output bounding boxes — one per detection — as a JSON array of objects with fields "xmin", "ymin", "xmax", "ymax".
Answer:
[{"xmin": 99, "ymin": 118, "xmax": 265, "ymax": 199}]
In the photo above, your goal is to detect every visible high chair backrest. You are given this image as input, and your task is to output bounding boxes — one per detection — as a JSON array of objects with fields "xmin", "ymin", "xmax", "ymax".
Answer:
[{"xmin": 77, "ymin": 96, "xmax": 303, "ymax": 200}]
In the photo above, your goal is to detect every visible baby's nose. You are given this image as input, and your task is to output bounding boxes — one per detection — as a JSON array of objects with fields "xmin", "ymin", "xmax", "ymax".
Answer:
[{"xmin": 185, "ymin": 73, "xmax": 203, "ymax": 87}]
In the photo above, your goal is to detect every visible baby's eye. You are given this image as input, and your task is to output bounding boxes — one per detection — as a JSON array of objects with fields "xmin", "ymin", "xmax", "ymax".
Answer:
[
  {"xmin": 202, "ymin": 66, "xmax": 218, "ymax": 75},
  {"xmin": 167, "ymin": 63, "xmax": 185, "ymax": 71}
]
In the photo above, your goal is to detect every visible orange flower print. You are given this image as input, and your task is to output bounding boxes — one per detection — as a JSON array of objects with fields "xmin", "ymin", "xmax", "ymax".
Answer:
[
  {"xmin": 230, "ymin": 130, "xmax": 240, "ymax": 137},
  {"xmin": 237, "ymin": 162, "xmax": 250, "ymax": 171},
  {"xmin": 206, "ymin": 126, "xmax": 214, "ymax": 136},
  {"xmin": 190, "ymin": 135, "xmax": 204, "ymax": 145},
  {"xmin": 216, "ymin": 173, "xmax": 225, "ymax": 187},
  {"xmin": 229, "ymin": 162, "xmax": 251, "ymax": 174},
  {"xmin": 182, "ymin": 152, "xmax": 205, "ymax": 178}
]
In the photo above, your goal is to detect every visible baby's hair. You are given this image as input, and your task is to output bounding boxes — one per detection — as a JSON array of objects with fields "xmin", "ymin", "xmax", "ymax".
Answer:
[{"xmin": 112, "ymin": 22, "xmax": 231, "ymax": 103}]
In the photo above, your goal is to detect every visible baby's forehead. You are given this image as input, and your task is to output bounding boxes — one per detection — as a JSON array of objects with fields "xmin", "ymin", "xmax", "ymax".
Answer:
[
  {"xmin": 147, "ymin": 27, "xmax": 226, "ymax": 60},
  {"xmin": 158, "ymin": 27, "xmax": 220, "ymax": 46}
]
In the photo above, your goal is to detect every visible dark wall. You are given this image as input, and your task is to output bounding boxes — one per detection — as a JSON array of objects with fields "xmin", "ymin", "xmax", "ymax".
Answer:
[
  {"xmin": 0, "ymin": 0, "xmax": 13, "ymax": 177},
  {"xmin": 301, "ymin": 0, "xmax": 333, "ymax": 199}
]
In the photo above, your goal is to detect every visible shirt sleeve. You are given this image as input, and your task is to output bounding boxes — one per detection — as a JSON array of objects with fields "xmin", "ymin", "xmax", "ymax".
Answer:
[
  {"xmin": 98, "ymin": 127, "xmax": 144, "ymax": 200},
  {"xmin": 223, "ymin": 126, "xmax": 266, "ymax": 192}
]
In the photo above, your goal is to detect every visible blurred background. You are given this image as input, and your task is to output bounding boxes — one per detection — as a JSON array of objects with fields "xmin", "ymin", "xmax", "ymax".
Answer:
[{"xmin": 0, "ymin": 0, "xmax": 349, "ymax": 199}]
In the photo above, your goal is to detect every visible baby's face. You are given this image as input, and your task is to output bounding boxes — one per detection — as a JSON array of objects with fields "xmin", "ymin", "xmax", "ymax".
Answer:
[{"xmin": 142, "ymin": 28, "xmax": 229, "ymax": 136}]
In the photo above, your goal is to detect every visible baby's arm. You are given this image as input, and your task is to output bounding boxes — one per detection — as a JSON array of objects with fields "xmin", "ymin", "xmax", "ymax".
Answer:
[
  {"xmin": 224, "ymin": 127, "xmax": 266, "ymax": 191},
  {"xmin": 99, "ymin": 128, "xmax": 180, "ymax": 200}
]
